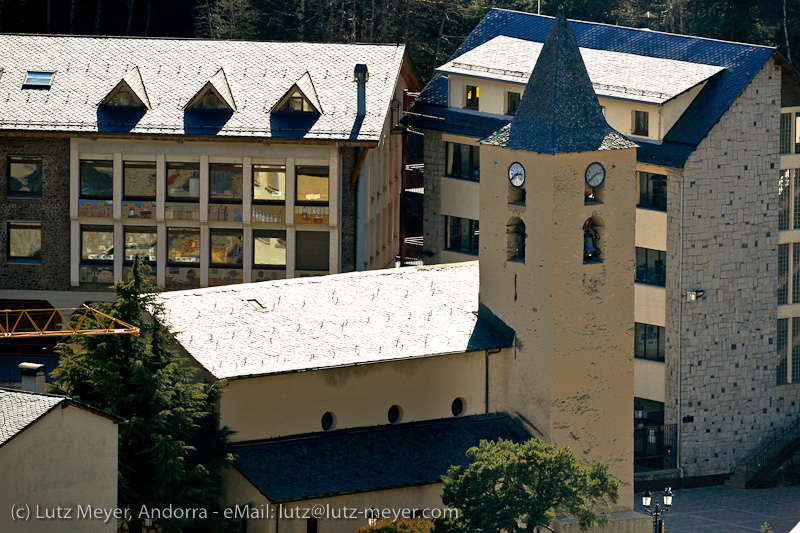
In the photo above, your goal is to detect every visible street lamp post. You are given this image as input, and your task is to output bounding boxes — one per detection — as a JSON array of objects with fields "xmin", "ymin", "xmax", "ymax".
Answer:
[{"xmin": 642, "ymin": 488, "xmax": 674, "ymax": 532}]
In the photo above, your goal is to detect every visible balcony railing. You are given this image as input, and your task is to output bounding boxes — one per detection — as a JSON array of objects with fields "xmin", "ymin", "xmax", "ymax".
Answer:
[{"xmin": 634, "ymin": 423, "xmax": 678, "ymax": 472}]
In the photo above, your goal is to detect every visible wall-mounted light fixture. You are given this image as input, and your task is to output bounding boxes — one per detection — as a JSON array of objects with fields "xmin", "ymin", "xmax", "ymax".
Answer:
[{"xmin": 686, "ymin": 289, "xmax": 706, "ymax": 302}]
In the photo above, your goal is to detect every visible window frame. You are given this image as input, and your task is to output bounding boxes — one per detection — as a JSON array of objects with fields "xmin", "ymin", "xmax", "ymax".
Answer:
[
  {"xmin": 7, "ymin": 221, "xmax": 42, "ymax": 262},
  {"xmin": 166, "ymin": 227, "xmax": 201, "ymax": 265},
  {"xmin": 253, "ymin": 165, "xmax": 287, "ymax": 204},
  {"xmin": 445, "ymin": 142, "xmax": 480, "ymax": 182},
  {"xmin": 464, "ymin": 85, "xmax": 479, "ymax": 110},
  {"xmin": 295, "ymin": 231, "xmax": 330, "ymax": 271},
  {"xmin": 634, "ymin": 322, "xmax": 665, "ymax": 362},
  {"xmin": 295, "ymin": 166, "xmax": 329, "ymax": 206},
  {"xmin": 8, "ymin": 155, "xmax": 43, "ymax": 197},
  {"xmin": 79, "ymin": 160, "xmax": 114, "ymax": 199},
  {"xmin": 80, "ymin": 225, "xmax": 114, "ymax": 263},
  {"xmin": 165, "ymin": 162, "xmax": 201, "ymax": 201},
  {"xmin": 635, "ymin": 247, "xmax": 666, "ymax": 287},
  {"xmin": 445, "ymin": 216, "xmax": 480, "ymax": 255},
  {"xmin": 638, "ymin": 171, "xmax": 667, "ymax": 211},
  {"xmin": 123, "ymin": 226, "xmax": 157, "ymax": 264},
  {"xmin": 505, "ymin": 91, "xmax": 521, "ymax": 116},
  {"xmin": 209, "ymin": 229, "xmax": 244, "ymax": 267},
  {"xmin": 122, "ymin": 161, "xmax": 157, "ymax": 200},
  {"xmin": 632, "ymin": 110, "xmax": 650, "ymax": 136},
  {"xmin": 253, "ymin": 229, "xmax": 287, "ymax": 268},
  {"xmin": 23, "ymin": 71, "xmax": 54, "ymax": 88},
  {"xmin": 209, "ymin": 163, "xmax": 243, "ymax": 203}
]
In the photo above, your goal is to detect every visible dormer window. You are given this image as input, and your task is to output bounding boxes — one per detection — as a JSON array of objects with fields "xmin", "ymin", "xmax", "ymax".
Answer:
[
  {"xmin": 23, "ymin": 71, "xmax": 53, "ymax": 88},
  {"xmin": 287, "ymin": 90, "xmax": 313, "ymax": 112},
  {"xmin": 271, "ymin": 72, "xmax": 323, "ymax": 115},
  {"xmin": 199, "ymin": 91, "xmax": 226, "ymax": 110},
  {"xmin": 506, "ymin": 91, "xmax": 520, "ymax": 116},
  {"xmin": 183, "ymin": 68, "xmax": 237, "ymax": 112},
  {"xmin": 465, "ymin": 85, "xmax": 479, "ymax": 110},
  {"xmin": 98, "ymin": 67, "xmax": 151, "ymax": 110},
  {"xmin": 105, "ymin": 87, "xmax": 145, "ymax": 107},
  {"xmin": 633, "ymin": 110, "xmax": 649, "ymax": 136}
]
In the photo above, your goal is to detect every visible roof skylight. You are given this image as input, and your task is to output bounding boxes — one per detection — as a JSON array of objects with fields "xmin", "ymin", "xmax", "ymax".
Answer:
[{"xmin": 23, "ymin": 71, "xmax": 54, "ymax": 88}]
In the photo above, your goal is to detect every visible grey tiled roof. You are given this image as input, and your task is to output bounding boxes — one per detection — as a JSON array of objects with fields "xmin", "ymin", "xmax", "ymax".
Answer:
[
  {"xmin": 232, "ymin": 414, "xmax": 529, "ymax": 501},
  {"xmin": 0, "ymin": 388, "xmax": 64, "ymax": 447},
  {"xmin": 485, "ymin": 14, "xmax": 636, "ymax": 154},
  {"xmin": 439, "ymin": 35, "xmax": 724, "ymax": 104},
  {"xmin": 157, "ymin": 262, "xmax": 511, "ymax": 380},
  {"xmin": 0, "ymin": 35, "xmax": 407, "ymax": 142}
]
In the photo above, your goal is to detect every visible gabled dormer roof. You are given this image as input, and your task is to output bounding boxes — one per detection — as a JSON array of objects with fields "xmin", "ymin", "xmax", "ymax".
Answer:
[
  {"xmin": 98, "ymin": 66, "xmax": 150, "ymax": 108},
  {"xmin": 482, "ymin": 14, "xmax": 635, "ymax": 154},
  {"xmin": 271, "ymin": 71, "xmax": 323, "ymax": 114},
  {"xmin": 184, "ymin": 67, "xmax": 237, "ymax": 111}
]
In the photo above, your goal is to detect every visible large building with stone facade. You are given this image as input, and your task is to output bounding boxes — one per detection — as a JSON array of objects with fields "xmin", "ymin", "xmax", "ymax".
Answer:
[
  {"xmin": 402, "ymin": 9, "xmax": 800, "ymax": 486},
  {"xmin": 0, "ymin": 35, "xmax": 418, "ymax": 382}
]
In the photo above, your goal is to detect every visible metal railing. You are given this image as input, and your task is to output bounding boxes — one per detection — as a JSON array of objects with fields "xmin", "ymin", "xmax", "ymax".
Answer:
[
  {"xmin": 634, "ymin": 423, "xmax": 678, "ymax": 471},
  {"xmin": 734, "ymin": 416, "xmax": 800, "ymax": 487}
]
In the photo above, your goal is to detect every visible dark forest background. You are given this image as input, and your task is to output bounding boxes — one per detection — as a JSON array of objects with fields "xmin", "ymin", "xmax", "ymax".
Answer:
[{"xmin": 0, "ymin": 0, "xmax": 796, "ymax": 82}]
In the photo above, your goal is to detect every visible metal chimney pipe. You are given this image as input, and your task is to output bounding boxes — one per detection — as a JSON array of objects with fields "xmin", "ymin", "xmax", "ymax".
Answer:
[
  {"xmin": 19, "ymin": 362, "xmax": 45, "ymax": 393},
  {"xmin": 354, "ymin": 64, "xmax": 369, "ymax": 117}
]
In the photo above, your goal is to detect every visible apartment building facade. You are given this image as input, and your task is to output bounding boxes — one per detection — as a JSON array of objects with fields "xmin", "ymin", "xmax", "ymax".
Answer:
[{"xmin": 402, "ymin": 9, "xmax": 800, "ymax": 481}]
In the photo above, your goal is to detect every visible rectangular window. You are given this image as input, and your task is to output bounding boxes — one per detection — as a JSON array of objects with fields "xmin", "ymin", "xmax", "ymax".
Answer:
[
  {"xmin": 633, "ymin": 110, "xmax": 649, "ymax": 136},
  {"xmin": 123, "ymin": 161, "xmax": 156, "ymax": 199},
  {"xmin": 23, "ymin": 71, "xmax": 53, "ymax": 87},
  {"xmin": 210, "ymin": 163, "xmax": 243, "ymax": 201},
  {"xmin": 794, "ymin": 243, "xmax": 800, "ymax": 305},
  {"xmin": 778, "ymin": 318, "xmax": 788, "ymax": 385},
  {"xmin": 167, "ymin": 228, "xmax": 200, "ymax": 264},
  {"xmin": 465, "ymin": 85, "xmax": 479, "ymax": 110},
  {"xmin": 8, "ymin": 156, "xmax": 42, "ymax": 196},
  {"xmin": 210, "ymin": 230, "xmax": 243, "ymax": 266},
  {"xmin": 81, "ymin": 225, "xmax": 114, "ymax": 262},
  {"xmin": 296, "ymin": 231, "xmax": 329, "ymax": 271},
  {"xmin": 635, "ymin": 247, "xmax": 666, "ymax": 286},
  {"xmin": 445, "ymin": 142, "xmax": 480, "ymax": 181},
  {"xmin": 296, "ymin": 166, "xmax": 329, "ymax": 205},
  {"xmin": 638, "ymin": 171, "xmax": 667, "ymax": 211},
  {"xmin": 166, "ymin": 162, "xmax": 200, "ymax": 200},
  {"xmin": 253, "ymin": 165, "xmax": 286, "ymax": 202},
  {"xmin": 795, "ymin": 114, "xmax": 800, "ymax": 154},
  {"xmin": 781, "ymin": 113, "xmax": 792, "ymax": 154},
  {"xmin": 794, "ymin": 170, "xmax": 800, "ymax": 231},
  {"xmin": 793, "ymin": 319, "xmax": 800, "ymax": 384},
  {"xmin": 634, "ymin": 323, "xmax": 665, "ymax": 362},
  {"xmin": 780, "ymin": 169, "xmax": 791, "ymax": 231},
  {"xmin": 124, "ymin": 227, "xmax": 156, "ymax": 263},
  {"xmin": 779, "ymin": 244, "xmax": 789, "ymax": 305},
  {"xmin": 506, "ymin": 92, "xmax": 521, "ymax": 116},
  {"xmin": 80, "ymin": 160, "xmax": 113, "ymax": 198},
  {"xmin": 445, "ymin": 216, "xmax": 479, "ymax": 255},
  {"xmin": 254, "ymin": 230, "xmax": 287, "ymax": 267},
  {"xmin": 8, "ymin": 222, "xmax": 41, "ymax": 261}
]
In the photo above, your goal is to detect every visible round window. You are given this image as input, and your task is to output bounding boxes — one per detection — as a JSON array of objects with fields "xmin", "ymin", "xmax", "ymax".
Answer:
[
  {"xmin": 321, "ymin": 411, "xmax": 336, "ymax": 431},
  {"xmin": 452, "ymin": 397, "xmax": 466, "ymax": 417},
  {"xmin": 388, "ymin": 405, "xmax": 403, "ymax": 424}
]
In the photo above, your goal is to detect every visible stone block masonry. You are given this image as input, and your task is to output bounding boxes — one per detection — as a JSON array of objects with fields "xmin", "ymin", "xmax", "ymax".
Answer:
[
  {"xmin": 423, "ymin": 132, "xmax": 444, "ymax": 264},
  {"xmin": 0, "ymin": 136, "xmax": 71, "ymax": 292}
]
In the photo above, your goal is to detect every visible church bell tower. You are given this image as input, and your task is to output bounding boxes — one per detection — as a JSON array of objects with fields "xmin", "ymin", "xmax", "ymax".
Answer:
[{"xmin": 479, "ymin": 14, "xmax": 639, "ymax": 510}]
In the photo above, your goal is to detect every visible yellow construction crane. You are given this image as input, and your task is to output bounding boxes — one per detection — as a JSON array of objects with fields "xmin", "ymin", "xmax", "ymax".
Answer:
[{"xmin": 0, "ymin": 305, "xmax": 139, "ymax": 338}]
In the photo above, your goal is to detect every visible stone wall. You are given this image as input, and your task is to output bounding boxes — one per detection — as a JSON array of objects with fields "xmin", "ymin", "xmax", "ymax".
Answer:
[
  {"xmin": 666, "ymin": 57, "xmax": 800, "ymax": 477},
  {"xmin": 0, "ymin": 136, "xmax": 71, "ymax": 291},
  {"xmin": 422, "ymin": 132, "xmax": 444, "ymax": 264}
]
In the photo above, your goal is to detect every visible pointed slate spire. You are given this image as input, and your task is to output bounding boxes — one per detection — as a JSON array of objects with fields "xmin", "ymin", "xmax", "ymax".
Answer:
[{"xmin": 482, "ymin": 14, "xmax": 635, "ymax": 154}]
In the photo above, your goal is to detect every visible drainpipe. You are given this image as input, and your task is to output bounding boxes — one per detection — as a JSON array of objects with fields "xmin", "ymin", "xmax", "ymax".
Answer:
[
  {"xmin": 485, "ymin": 348, "xmax": 501, "ymax": 415},
  {"xmin": 677, "ymin": 168, "xmax": 685, "ymax": 482},
  {"xmin": 658, "ymin": 105, "xmax": 663, "ymax": 143}
]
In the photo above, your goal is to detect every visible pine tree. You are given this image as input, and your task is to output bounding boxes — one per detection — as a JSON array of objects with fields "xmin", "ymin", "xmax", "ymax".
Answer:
[{"xmin": 50, "ymin": 257, "xmax": 238, "ymax": 533}]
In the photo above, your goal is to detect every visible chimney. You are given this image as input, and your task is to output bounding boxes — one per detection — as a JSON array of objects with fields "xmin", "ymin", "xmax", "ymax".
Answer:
[
  {"xmin": 19, "ymin": 363, "xmax": 45, "ymax": 393},
  {"xmin": 354, "ymin": 64, "xmax": 369, "ymax": 117}
]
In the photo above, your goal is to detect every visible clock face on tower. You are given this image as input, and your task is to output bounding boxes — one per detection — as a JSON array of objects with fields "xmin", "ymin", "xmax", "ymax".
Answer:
[
  {"xmin": 585, "ymin": 162, "xmax": 606, "ymax": 188},
  {"xmin": 508, "ymin": 162, "xmax": 525, "ymax": 188}
]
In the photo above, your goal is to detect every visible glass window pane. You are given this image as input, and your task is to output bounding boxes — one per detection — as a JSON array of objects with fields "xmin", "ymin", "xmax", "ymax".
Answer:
[
  {"xmin": 778, "ymin": 318, "xmax": 789, "ymax": 384},
  {"xmin": 506, "ymin": 92, "xmax": 520, "ymax": 115},
  {"xmin": 780, "ymin": 169, "xmax": 791, "ymax": 230},
  {"xmin": 210, "ymin": 231, "xmax": 243, "ymax": 265},
  {"xmin": 296, "ymin": 166, "xmax": 329, "ymax": 204},
  {"xmin": 9, "ymin": 157, "xmax": 42, "ymax": 194},
  {"xmin": 635, "ymin": 247, "xmax": 665, "ymax": 286},
  {"xmin": 81, "ymin": 226, "xmax": 114, "ymax": 261},
  {"xmin": 124, "ymin": 228, "xmax": 156, "ymax": 263},
  {"xmin": 166, "ymin": 162, "xmax": 200, "ymax": 199},
  {"xmin": 254, "ymin": 230, "xmax": 287, "ymax": 266},
  {"xmin": 80, "ymin": 160, "xmax": 113, "ymax": 198},
  {"xmin": 8, "ymin": 222, "xmax": 41, "ymax": 259},
  {"xmin": 253, "ymin": 165, "xmax": 286, "ymax": 202},
  {"xmin": 779, "ymin": 244, "xmax": 789, "ymax": 305},
  {"xmin": 210, "ymin": 163, "xmax": 243, "ymax": 201},
  {"xmin": 123, "ymin": 162, "xmax": 156, "ymax": 198},
  {"xmin": 781, "ymin": 113, "xmax": 792, "ymax": 154},
  {"xmin": 446, "ymin": 143, "xmax": 479, "ymax": 181},
  {"xmin": 167, "ymin": 228, "xmax": 200, "ymax": 264},
  {"xmin": 296, "ymin": 231, "xmax": 329, "ymax": 271}
]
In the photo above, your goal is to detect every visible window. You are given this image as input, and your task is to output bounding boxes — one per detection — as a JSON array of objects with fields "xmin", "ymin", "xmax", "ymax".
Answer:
[
  {"xmin": 253, "ymin": 165, "xmax": 286, "ymax": 202},
  {"xmin": 253, "ymin": 230, "xmax": 286, "ymax": 267},
  {"xmin": 507, "ymin": 217, "xmax": 525, "ymax": 262},
  {"xmin": 296, "ymin": 166, "xmax": 329, "ymax": 205},
  {"xmin": 279, "ymin": 90, "xmax": 314, "ymax": 112},
  {"xmin": 321, "ymin": 412, "xmax": 336, "ymax": 432},
  {"xmin": 123, "ymin": 162, "xmax": 156, "ymax": 199},
  {"xmin": 210, "ymin": 230, "xmax": 243, "ymax": 266},
  {"xmin": 8, "ymin": 156, "xmax": 42, "ymax": 196},
  {"xmin": 633, "ymin": 110, "xmax": 649, "ymax": 136},
  {"xmin": 635, "ymin": 248, "xmax": 666, "ymax": 286},
  {"xmin": 166, "ymin": 162, "xmax": 200, "ymax": 200},
  {"xmin": 638, "ymin": 171, "xmax": 667, "ymax": 210},
  {"xmin": 8, "ymin": 222, "xmax": 41, "ymax": 261},
  {"xmin": 775, "ymin": 318, "xmax": 800, "ymax": 385},
  {"xmin": 80, "ymin": 160, "xmax": 113, "ymax": 198},
  {"xmin": 388, "ymin": 405, "xmax": 403, "ymax": 424},
  {"xmin": 465, "ymin": 85, "xmax": 479, "ymax": 110},
  {"xmin": 167, "ymin": 228, "xmax": 200, "ymax": 264},
  {"xmin": 81, "ymin": 225, "xmax": 114, "ymax": 262},
  {"xmin": 445, "ymin": 142, "xmax": 480, "ymax": 181},
  {"xmin": 105, "ymin": 86, "xmax": 142, "ymax": 107},
  {"xmin": 296, "ymin": 231, "xmax": 329, "ymax": 271},
  {"xmin": 778, "ymin": 319, "xmax": 788, "ymax": 385},
  {"xmin": 23, "ymin": 71, "xmax": 53, "ymax": 87},
  {"xmin": 124, "ymin": 227, "xmax": 156, "ymax": 263},
  {"xmin": 506, "ymin": 91, "xmax": 521, "ymax": 116},
  {"xmin": 795, "ymin": 114, "xmax": 800, "ymax": 154},
  {"xmin": 780, "ymin": 244, "xmax": 789, "ymax": 305},
  {"xmin": 307, "ymin": 518, "xmax": 318, "ymax": 533},
  {"xmin": 445, "ymin": 216, "xmax": 479, "ymax": 255},
  {"xmin": 780, "ymin": 169, "xmax": 791, "ymax": 230},
  {"xmin": 193, "ymin": 90, "xmax": 228, "ymax": 110},
  {"xmin": 210, "ymin": 163, "xmax": 243, "ymax": 201},
  {"xmin": 781, "ymin": 113, "xmax": 792, "ymax": 154},
  {"xmin": 635, "ymin": 323, "xmax": 665, "ymax": 362},
  {"xmin": 451, "ymin": 397, "xmax": 465, "ymax": 417}
]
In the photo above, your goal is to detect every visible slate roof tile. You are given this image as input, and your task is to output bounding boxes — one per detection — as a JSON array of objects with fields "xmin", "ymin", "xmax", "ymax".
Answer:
[
  {"xmin": 231, "ymin": 414, "xmax": 528, "ymax": 501},
  {"xmin": 0, "ymin": 388, "xmax": 64, "ymax": 447}
]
